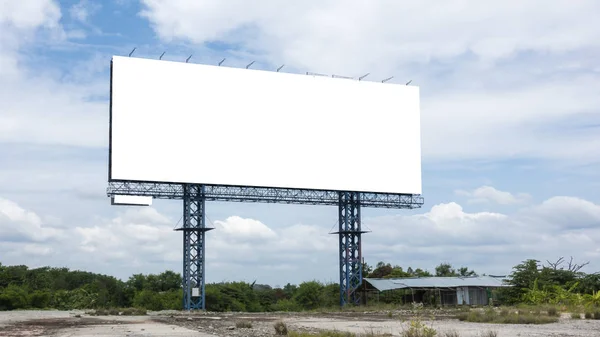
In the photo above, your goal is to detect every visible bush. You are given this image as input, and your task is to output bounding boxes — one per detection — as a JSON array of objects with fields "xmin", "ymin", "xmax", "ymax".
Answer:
[
  {"xmin": 584, "ymin": 312, "xmax": 592, "ymax": 319},
  {"xmin": 547, "ymin": 307, "xmax": 558, "ymax": 316},
  {"xmin": 274, "ymin": 321, "xmax": 288, "ymax": 335},
  {"xmin": 571, "ymin": 312, "xmax": 581, "ymax": 319}
]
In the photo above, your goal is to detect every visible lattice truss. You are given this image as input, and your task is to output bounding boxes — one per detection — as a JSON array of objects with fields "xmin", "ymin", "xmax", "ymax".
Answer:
[{"xmin": 107, "ymin": 181, "xmax": 424, "ymax": 309}]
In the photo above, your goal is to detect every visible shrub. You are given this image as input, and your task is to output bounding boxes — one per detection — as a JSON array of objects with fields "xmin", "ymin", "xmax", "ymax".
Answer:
[
  {"xmin": 274, "ymin": 321, "xmax": 288, "ymax": 335},
  {"xmin": 584, "ymin": 312, "xmax": 592, "ymax": 319},
  {"xmin": 547, "ymin": 307, "xmax": 558, "ymax": 316},
  {"xmin": 571, "ymin": 312, "xmax": 581, "ymax": 319}
]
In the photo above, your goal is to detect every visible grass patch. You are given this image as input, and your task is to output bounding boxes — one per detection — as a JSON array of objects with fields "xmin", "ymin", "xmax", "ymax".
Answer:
[
  {"xmin": 457, "ymin": 308, "xmax": 558, "ymax": 324},
  {"xmin": 235, "ymin": 321, "xmax": 253, "ymax": 329},
  {"xmin": 571, "ymin": 312, "xmax": 581, "ymax": 319}
]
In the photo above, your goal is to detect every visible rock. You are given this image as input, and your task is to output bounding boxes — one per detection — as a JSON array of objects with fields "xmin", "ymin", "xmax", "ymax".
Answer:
[
  {"xmin": 227, "ymin": 326, "xmax": 236, "ymax": 330},
  {"xmin": 187, "ymin": 317, "xmax": 193, "ymax": 321}
]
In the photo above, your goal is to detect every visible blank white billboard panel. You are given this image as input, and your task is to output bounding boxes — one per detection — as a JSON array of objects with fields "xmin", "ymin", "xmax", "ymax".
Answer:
[
  {"xmin": 111, "ymin": 195, "xmax": 153, "ymax": 206},
  {"xmin": 110, "ymin": 56, "xmax": 422, "ymax": 194}
]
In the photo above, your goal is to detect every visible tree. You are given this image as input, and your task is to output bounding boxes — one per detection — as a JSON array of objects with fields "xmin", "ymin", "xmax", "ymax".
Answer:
[
  {"xmin": 370, "ymin": 262, "xmax": 393, "ymax": 278},
  {"xmin": 294, "ymin": 281, "xmax": 323, "ymax": 310},
  {"xmin": 458, "ymin": 267, "xmax": 477, "ymax": 277},
  {"xmin": 435, "ymin": 263, "xmax": 457, "ymax": 277},
  {"xmin": 362, "ymin": 262, "xmax": 373, "ymax": 277}
]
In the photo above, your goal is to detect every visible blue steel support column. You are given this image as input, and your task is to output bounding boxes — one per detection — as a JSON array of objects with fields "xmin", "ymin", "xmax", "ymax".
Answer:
[
  {"xmin": 178, "ymin": 184, "xmax": 213, "ymax": 310},
  {"xmin": 334, "ymin": 191, "xmax": 366, "ymax": 306}
]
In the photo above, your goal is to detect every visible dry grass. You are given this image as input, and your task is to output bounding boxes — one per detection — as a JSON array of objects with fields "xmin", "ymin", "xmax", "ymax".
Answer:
[
  {"xmin": 235, "ymin": 320, "xmax": 253, "ymax": 328},
  {"xmin": 457, "ymin": 308, "xmax": 558, "ymax": 324},
  {"xmin": 479, "ymin": 331, "xmax": 498, "ymax": 337}
]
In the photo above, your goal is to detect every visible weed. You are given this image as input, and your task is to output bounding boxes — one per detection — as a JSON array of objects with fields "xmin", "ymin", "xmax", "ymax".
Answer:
[
  {"xmin": 584, "ymin": 312, "xmax": 592, "ymax": 319},
  {"xmin": 547, "ymin": 307, "xmax": 558, "ymax": 317},
  {"xmin": 479, "ymin": 331, "xmax": 498, "ymax": 337},
  {"xmin": 594, "ymin": 311, "xmax": 600, "ymax": 320},
  {"xmin": 274, "ymin": 321, "xmax": 288, "ymax": 335},
  {"xmin": 442, "ymin": 330, "xmax": 460, "ymax": 337},
  {"xmin": 571, "ymin": 312, "xmax": 581, "ymax": 319},
  {"xmin": 401, "ymin": 319, "xmax": 437, "ymax": 337}
]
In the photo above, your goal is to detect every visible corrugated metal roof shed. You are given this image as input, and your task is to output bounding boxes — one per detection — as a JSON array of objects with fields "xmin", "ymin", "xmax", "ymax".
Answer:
[{"xmin": 365, "ymin": 276, "xmax": 509, "ymax": 291}]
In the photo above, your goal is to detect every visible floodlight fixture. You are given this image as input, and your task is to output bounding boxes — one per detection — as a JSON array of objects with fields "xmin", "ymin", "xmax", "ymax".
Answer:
[
  {"xmin": 306, "ymin": 71, "xmax": 328, "ymax": 77},
  {"xmin": 332, "ymin": 74, "xmax": 353, "ymax": 79},
  {"xmin": 277, "ymin": 64, "xmax": 285, "ymax": 72},
  {"xmin": 406, "ymin": 80, "xmax": 413, "ymax": 85},
  {"xmin": 186, "ymin": 54, "xmax": 193, "ymax": 63},
  {"xmin": 128, "ymin": 47, "xmax": 136, "ymax": 57},
  {"xmin": 359, "ymin": 73, "xmax": 370, "ymax": 81},
  {"xmin": 246, "ymin": 61, "xmax": 255, "ymax": 69},
  {"xmin": 218, "ymin": 58, "xmax": 226, "ymax": 66},
  {"xmin": 381, "ymin": 76, "xmax": 394, "ymax": 83},
  {"xmin": 159, "ymin": 52, "xmax": 166, "ymax": 60}
]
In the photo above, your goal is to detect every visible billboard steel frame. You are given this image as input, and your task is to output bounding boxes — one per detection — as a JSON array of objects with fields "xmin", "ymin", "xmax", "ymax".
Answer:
[{"xmin": 107, "ymin": 181, "xmax": 423, "ymax": 310}]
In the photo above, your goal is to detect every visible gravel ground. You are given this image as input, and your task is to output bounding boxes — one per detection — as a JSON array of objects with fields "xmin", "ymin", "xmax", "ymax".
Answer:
[{"xmin": 2, "ymin": 310, "xmax": 600, "ymax": 337}]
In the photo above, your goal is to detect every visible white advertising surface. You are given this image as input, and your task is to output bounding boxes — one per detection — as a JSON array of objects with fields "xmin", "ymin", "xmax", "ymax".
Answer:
[
  {"xmin": 109, "ymin": 56, "xmax": 422, "ymax": 195},
  {"xmin": 111, "ymin": 195, "xmax": 152, "ymax": 206}
]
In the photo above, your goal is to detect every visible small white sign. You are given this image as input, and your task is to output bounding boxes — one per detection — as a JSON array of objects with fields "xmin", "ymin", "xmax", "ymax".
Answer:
[{"xmin": 192, "ymin": 288, "xmax": 200, "ymax": 297}]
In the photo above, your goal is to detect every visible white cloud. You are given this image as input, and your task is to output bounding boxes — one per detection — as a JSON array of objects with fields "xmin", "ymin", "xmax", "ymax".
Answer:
[
  {"xmin": 1, "ymin": 188, "xmax": 599, "ymax": 284},
  {"xmin": 455, "ymin": 186, "xmax": 531, "ymax": 205},
  {"xmin": 0, "ymin": 198, "xmax": 63, "ymax": 242},
  {"xmin": 0, "ymin": 1, "xmax": 109, "ymax": 148},
  {"xmin": 213, "ymin": 215, "xmax": 278, "ymax": 241},
  {"xmin": 69, "ymin": 0, "xmax": 101, "ymax": 23},
  {"xmin": 138, "ymin": 0, "xmax": 600, "ymax": 165}
]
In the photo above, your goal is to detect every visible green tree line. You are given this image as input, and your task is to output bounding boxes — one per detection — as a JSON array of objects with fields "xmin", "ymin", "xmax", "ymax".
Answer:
[{"xmin": 1, "ymin": 257, "xmax": 599, "ymax": 311}]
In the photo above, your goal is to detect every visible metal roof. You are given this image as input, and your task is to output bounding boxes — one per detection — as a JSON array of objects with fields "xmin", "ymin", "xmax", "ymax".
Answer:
[{"xmin": 364, "ymin": 276, "xmax": 509, "ymax": 291}]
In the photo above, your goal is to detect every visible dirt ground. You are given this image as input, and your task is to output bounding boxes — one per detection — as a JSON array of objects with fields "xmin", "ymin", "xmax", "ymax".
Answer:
[{"xmin": 2, "ymin": 310, "xmax": 600, "ymax": 337}]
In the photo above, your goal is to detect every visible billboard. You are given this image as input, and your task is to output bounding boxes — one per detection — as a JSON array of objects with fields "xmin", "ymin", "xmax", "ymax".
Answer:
[{"xmin": 109, "ymin": 56, "xmax": 422, "ymax": 195}]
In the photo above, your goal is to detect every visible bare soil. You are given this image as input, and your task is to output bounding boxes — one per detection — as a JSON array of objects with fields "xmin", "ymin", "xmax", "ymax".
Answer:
[{"xmin": 2, "ymin": 310, "xmax": 600, "ymax": 337}]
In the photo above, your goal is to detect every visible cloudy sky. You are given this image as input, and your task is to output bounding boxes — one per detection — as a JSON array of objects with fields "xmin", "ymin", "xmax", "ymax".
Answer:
[{"xmin": 1, "ymin": 0, "xmax": 600, "ymax": 287}]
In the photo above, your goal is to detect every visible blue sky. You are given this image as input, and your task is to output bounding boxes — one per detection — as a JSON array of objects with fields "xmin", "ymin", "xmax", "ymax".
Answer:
[{"xmin": 1, "ymin": 0, "xmax": 600, "ymax": 287}]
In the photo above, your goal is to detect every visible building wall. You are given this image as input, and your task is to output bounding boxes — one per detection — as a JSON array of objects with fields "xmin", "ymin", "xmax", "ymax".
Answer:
[{"xmin": 456, "ymin": 287, "xmax": 490, "ymax": 305}]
